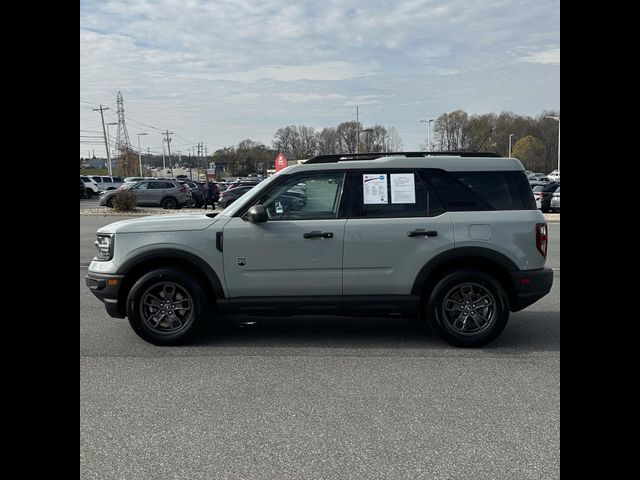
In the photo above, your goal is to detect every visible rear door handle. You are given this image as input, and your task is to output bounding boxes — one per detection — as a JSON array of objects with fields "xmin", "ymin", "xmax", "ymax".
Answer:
[
  {"xmin": 408, "ymin": 229, "xmax": 438, "ymax": 237},
  {"xmin": 303, "ymin": 231, "xmax": 334, "ymax": 239}
]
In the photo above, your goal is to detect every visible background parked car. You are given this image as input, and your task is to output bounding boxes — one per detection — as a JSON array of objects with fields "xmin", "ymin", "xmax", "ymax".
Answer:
[
  {"xmin": 80, "ymin": 176, "xmax": 100, "ymax": 197},
  {"xmin": 91, "ymin": 175, "xmax": 124, "ymax": 191},
  {"xmin": 547, "ymin": 169, "xmax": 560, "ymax": 182},
  {"xmin": 80, "ymin": 179, "xmax": 88, "ymax": 198},
  {"xmin": 99, "ymin": 179, "xmax": 192, "ymax": 209},
  {"xmin": 217, "ymin": 185, "xmax": 255, "ymax": 208},
  {"xmin": 533, "ymin": 182, "xmax": 560, "ymax": 212},
  {"xmin": 550, "ymin": 187, "xmax": 560, "ymax": 212},
  {"xmin": 529, "ymin": 177, "xmax": 550, "ymax": 188},
  {"xmin": 225, "ymin": 179, "xmax": 262, "ymax": 190},
  {"xmin": 532, "ymin": 185, "xmax": 544, "ymax": 209},
  {"xmin": 182, "ymin": 180, "xmax": 204, "ymax": 207}
]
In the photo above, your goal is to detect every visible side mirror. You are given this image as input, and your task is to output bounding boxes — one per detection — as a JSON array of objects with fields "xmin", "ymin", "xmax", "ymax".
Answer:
[{"xmin": 246, "ymin": 204, "xmax": 268, "ymax": 223}]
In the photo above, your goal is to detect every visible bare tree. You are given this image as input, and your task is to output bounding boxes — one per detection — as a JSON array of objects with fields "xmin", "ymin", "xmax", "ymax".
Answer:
[
  {"xmin": 316, "ymin": 127, "xmax": 339, "ymax": 154},
  {"xmin": 297, "ymin": 125, "xmax": 318, "ymax": 158},
  {"xmin": 336, "ymin": 121, "xmax": 359, "ymax": 153},
  {"xmin": 434, "ymin": 110, "xmax": 470, "ymax": 151},
  {"xmin": 386, "ymin": 126, "xmax": 403, "ymax": 151},
  {"xmin": 272, "ymin": 126, "xmax": 300, "ymax": 154}
]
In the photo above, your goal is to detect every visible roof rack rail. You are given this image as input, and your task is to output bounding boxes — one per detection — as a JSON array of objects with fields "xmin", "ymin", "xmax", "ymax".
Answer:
[{"xmin": 304, "ymin": 151, "xmax": 501, "ymax": 164}]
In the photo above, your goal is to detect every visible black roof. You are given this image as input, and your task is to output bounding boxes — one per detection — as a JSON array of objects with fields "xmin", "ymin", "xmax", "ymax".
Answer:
[{"xmin": 304, "ymin": 151, "xmax": 501, "ymax": 164}]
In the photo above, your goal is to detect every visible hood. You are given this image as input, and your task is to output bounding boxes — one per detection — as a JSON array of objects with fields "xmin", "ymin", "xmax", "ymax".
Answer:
[{"xmin": 97, "ymin": 213, "xmax": 221, "ymax": 234}]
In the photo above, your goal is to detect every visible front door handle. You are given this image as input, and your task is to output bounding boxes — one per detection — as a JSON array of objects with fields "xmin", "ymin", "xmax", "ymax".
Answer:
[
  {"xmin": 407, "ymin": 229, "xmax": 438, "ymax": 237},
  {"xmin": 303, "ymin": 231, "xmax": 334, "ymax": 239}
]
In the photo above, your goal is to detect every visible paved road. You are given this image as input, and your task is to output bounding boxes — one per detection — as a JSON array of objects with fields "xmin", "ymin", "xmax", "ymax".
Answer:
[{"xmin": 80, "ymin": 216, "xmax": 559, "ymax": 480}]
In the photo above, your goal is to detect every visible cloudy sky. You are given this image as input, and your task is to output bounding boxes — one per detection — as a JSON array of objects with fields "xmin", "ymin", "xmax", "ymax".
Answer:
[{"xmin": 80, "ymin": 0, "xmax": 559, "ymax": 158}]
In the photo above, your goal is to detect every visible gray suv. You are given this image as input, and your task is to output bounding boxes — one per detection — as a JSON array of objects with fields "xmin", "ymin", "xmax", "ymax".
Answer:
[
  {"xmin": 87, "ymin": 152, "xmax": 553, "ymax": 347},
  {"xmin": 98, "ymin": 179, "xmax": 192, "ymax": 209}
]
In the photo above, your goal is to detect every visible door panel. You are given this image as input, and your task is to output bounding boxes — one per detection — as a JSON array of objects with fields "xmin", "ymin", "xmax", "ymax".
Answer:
[
  {"xmin": 222, "ymin": 218, "xmax": 346, "ymax": 298},
  {"xmin": 342, "ymin": 215, "xmax": 454, "ymax": 295}
]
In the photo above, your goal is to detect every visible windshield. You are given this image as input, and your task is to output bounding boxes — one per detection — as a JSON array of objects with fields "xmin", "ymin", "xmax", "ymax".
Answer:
[{"xmin": 218, "ymin": 172, "xmax": 285, "ymax": 217}]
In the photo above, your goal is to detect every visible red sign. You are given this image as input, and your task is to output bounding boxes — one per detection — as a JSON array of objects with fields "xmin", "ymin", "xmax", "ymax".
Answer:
[{"xmin": 274, "ymin": 152, "xmax": 288, "ymax": 172}]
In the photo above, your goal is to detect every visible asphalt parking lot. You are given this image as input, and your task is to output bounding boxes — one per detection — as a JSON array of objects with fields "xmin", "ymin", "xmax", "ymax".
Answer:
[{"xmin": 80, "ymin": 215, "xmax": 559, "ymax": 480}]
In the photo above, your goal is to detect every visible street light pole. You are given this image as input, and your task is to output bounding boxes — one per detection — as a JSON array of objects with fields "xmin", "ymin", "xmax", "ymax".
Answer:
[
  {"xmin": 545, "ymin": 116, "xmax": 560, "ymax": 175},
  {"xmin": 420, "ymin": 119, "xmax": 435, "ymax": 150},
  {"xmin": 428, "ymin": 119, "xmax": 434, "ymax": 150},
  {"xmin": 508, "ymin": 133, "xmax": 514, "ymax": 157},
  {"xmin": 137, "ymin": 133, "xmax": 148, "ymax": 177}
]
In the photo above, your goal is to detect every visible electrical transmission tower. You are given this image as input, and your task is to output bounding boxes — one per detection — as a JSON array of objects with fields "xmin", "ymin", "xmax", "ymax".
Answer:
[{"xmin": 115, "ymin": 91, "xmax": 136, "ymax": 175}]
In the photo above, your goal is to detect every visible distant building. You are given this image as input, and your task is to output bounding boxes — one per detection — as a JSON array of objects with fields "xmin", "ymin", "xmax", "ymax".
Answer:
[{"xmin": 88, "ymin": 158, "xmax": 106, "ymax": 168}]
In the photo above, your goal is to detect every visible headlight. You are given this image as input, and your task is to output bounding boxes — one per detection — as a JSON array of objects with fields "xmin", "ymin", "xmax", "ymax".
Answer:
[{"xmin": 94, "ymin": 234, "xmax": 114, "ymax": 261}]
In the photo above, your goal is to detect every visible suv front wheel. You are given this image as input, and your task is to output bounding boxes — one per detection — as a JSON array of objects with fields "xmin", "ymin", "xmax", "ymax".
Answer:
[
  {"xmin": 426, "ymin": 270, "xmax": 509, "ymax": 348},
  {"xmin": 126, "ymin": 268, "xmax": 206, "ymax": 345}
]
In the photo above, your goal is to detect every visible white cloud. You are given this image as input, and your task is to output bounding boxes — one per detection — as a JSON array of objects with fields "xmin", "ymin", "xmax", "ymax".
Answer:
[
  {"xmin": 80, "ymin": 0, "xmax": 559, "ymax": 154},
  {"xmin": 522, "ymin": 47, "xmax": 560, "ymax": 65}
]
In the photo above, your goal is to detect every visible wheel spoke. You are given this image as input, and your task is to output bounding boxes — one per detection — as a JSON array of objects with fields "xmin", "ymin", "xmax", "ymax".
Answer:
[
  {"xmin": 169, "ymin": 315, "xmax": 184, "ymax": 328},
  {"xmin": 143, "ymin": 294, "xmax": 163, "ymax": 308},
  {"xmin": 460, "ymin": 285, "xmax": 475, "ymax": 301},
  {"xmin": 148, "ymin": 312, "xmax": 167, "ymax": 328},
  {"xmin": 472, "ymin": 311, "xmax": 490, "ymax": 327},
  {"xmin": 171, "ymin": 299, "xmax": 191, "ymax": 311},
  {"xmin": 444, "ymin": 299, "xmax": 464, "ymax": 312},
  {"xmin": 162, "ymin": 284, "xmax": 176, "ymax": 301},
  {"xmin": 472, "ymin": 295, "xmax": 493, "ymax": 309}
]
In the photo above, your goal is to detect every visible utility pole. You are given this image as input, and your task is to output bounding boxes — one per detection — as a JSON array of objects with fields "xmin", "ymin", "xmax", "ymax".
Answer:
[
  {"xmin": 161, "ymin": 135, "xmax": 166, "ymax": 172},
  {"xmin": 163, "ymin": 130, "xmax": 174, "ymax": 176},
  {"xmin": 137, "ymin": 133, "xmax": 148, "ymax": 177},
  {"xmin": 356, "ymin": 106, "xmax": 359, "ymax": 153},
  {"xmin": 93, "ymin": 105, "xmax": 112, "ymax": 175}
]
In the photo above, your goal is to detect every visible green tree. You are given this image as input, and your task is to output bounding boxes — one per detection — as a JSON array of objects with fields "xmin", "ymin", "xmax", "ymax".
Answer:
[{"xmin": 512, "ymin": 135, "xmax": 546, "ymax": 171}]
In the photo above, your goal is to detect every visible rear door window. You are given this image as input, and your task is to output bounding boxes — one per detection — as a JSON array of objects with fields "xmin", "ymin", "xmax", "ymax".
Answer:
[{"xmin": 342, "ymin": 170, "xmax": 444, "ymax": 218}]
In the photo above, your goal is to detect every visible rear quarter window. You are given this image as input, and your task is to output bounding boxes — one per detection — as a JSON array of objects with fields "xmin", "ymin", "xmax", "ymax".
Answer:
[{"xmin": 427, "ymin": 170, "xmax": 535, "ymax": 211}]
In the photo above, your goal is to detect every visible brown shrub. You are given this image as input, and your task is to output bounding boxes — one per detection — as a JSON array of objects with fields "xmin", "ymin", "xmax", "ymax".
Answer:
[{"xmin": 112, "ymin": 189, "xmax": 137, "ymax": 211}]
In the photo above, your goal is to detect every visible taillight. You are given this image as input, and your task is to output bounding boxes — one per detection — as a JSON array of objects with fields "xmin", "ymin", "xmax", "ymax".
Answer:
[{"xmin": 536, "ymin": 223, "xmax": 548, "ymax": 258}]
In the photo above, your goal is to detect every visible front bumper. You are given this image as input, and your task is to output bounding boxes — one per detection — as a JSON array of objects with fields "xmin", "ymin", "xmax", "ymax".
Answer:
[
  {"xmin": 86, "ymin": 271, "xmax": 125, "ymax": 318},
  {"xmin": 509, "ymin": 268, "xmax": 554, "ymax": 311}
]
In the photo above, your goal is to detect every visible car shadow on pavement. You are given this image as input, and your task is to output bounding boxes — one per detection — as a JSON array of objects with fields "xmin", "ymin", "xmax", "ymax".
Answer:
[{"xmin": 187, "ymin": 311, "xmax": 559, "ymax": 353}]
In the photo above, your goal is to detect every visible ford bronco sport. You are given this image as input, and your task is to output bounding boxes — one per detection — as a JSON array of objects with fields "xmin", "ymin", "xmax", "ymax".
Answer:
[{"xmin": 86, "ymin": 152, "xmax": 553, "ymax": 347}]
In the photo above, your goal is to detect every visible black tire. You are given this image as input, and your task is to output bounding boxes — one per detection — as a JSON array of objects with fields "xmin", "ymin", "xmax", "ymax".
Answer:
[
  {"xmin": 162, "ymin": 197, "xmax": 178, "ymax": 209},
  {"xmin": 126, "ymin": 268, "xmax": 207, "ymax": 345},
  {"xmin": 106, "ymin": 196, "xmax": 115, "ymax": 208},
  {"xmin": 426, "ymin": 269, "xmax": 509, "ymax": 347},
  {"xmin": 84, "ymin": 189, "xmax": 91, "ymax": 199}
]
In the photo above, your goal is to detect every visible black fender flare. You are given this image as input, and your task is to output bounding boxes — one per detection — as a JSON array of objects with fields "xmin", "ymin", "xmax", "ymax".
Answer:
[
  {"xmin": 117, "ymin": 248, "xmax": 226, "ymax": 299},
  {"xmin": 411, "ymin": 247, "xmax": 518, "ymax": 295}
]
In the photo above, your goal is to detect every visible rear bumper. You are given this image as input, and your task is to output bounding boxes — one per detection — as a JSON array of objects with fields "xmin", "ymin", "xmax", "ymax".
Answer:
[
  {"xmin": 85, "ymin": 272, "xmax": 125, "ymax": 318},
  {"xmin": 509, "ymin": 268, "xmax": 554, "ymax": 311}
]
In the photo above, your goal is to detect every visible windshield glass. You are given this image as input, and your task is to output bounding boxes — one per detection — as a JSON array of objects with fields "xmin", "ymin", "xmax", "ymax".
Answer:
[{"xmin": 218, "ymin": 172, "xmax": 285, "ymax": 217}]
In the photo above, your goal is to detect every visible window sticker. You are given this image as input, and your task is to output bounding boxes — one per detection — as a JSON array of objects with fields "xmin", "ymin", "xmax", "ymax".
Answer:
[
  {"xmin": 363, "ymin": 174, "xmax": 388, "ymax": 204},
  {"xmin": 390, "ymin": 173, "xmax": 416, "ymax": 204}
]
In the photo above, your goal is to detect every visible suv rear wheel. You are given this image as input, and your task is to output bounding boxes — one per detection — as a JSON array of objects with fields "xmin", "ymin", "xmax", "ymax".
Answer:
[
  {"xmin": 126, "ymin": 268, "xmax": 207, "ymax": 345},
  {"xmin": 161, "ymin": 197, "xmax": 179, "ymax": 209},
  {"xmin": 426, "ymin": 269, "xmax": 509, "ymax": 347}
]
